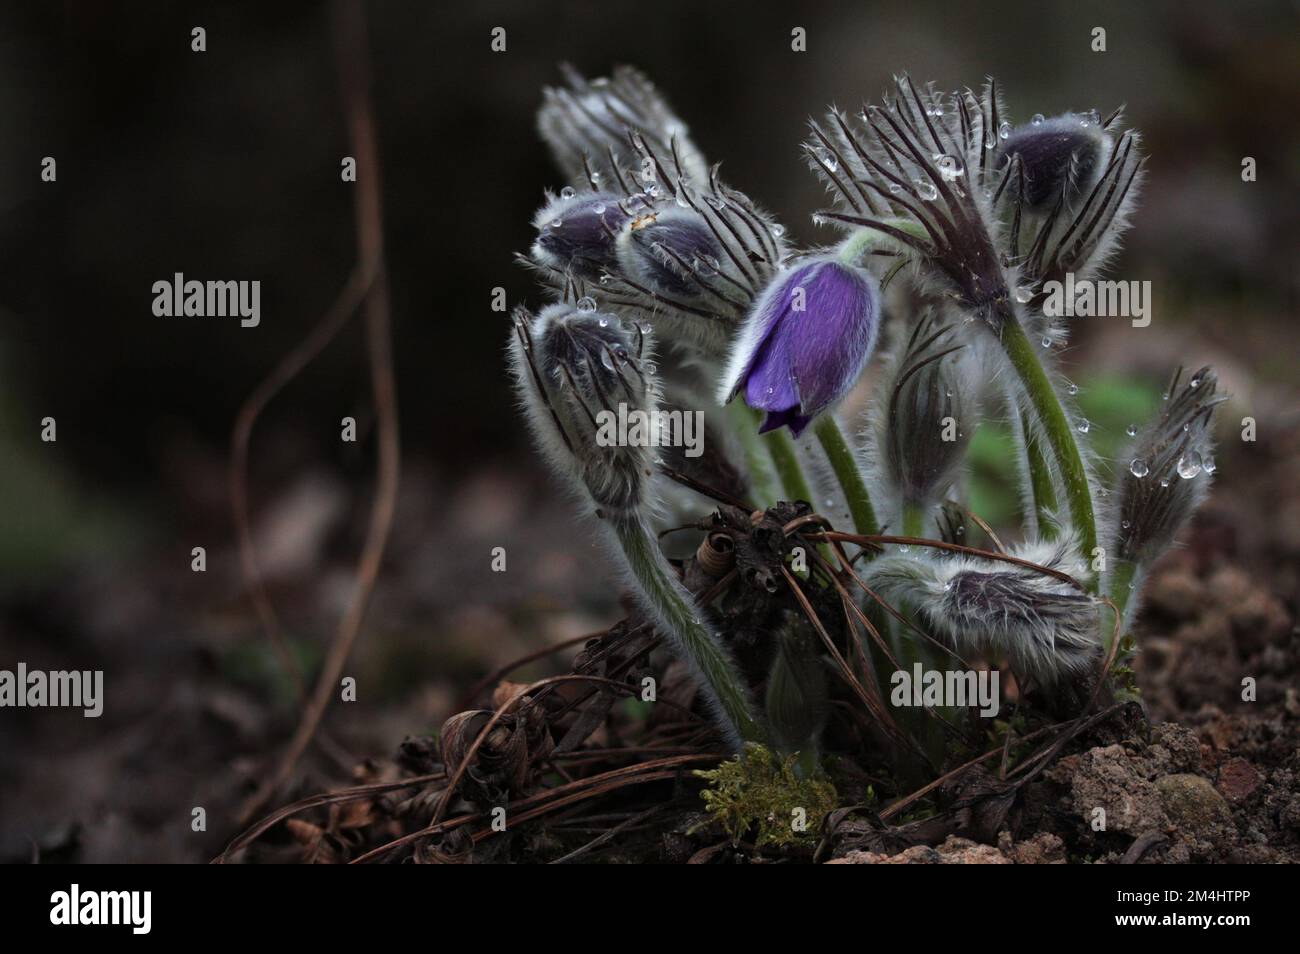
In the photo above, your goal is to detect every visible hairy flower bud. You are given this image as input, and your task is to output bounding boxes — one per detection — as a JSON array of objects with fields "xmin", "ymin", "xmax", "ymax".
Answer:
[
  {"xmin": 880, "ymin": 312, "xmax": 970, "ymax": 507},
  {"xmin": 537, "ymin": 65, "xmax": 709, "ymax": 190},
  {"xmin": 615, "ymin": 204, "xmax": 730, "ymax": 300},
  {"xmin": 997, "ymin": 113, "xmax": 1113, "ymax": 210},
  {"xmin": 718, "ymin": 256, "xmax": 880, "ymax": 435},
  {"xmin": 1114, "ymin": 366, "xmax": 1223, "ymax": 566},
  {"xmin": 509, "ymin": 301, "xmax": 659, "ymax": 517},
  {"xmin": 867, "ymin": 534, "xmax": 1100, "ymax": 685},
  {"xmin": 531, "ymin": 191, "xmax": 637, "ymax": 281}
]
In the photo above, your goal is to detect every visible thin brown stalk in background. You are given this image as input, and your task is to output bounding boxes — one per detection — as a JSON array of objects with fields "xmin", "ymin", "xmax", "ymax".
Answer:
[{"xmin": 238, "ymin": 0, "xmax": 401, "ymax": 825}]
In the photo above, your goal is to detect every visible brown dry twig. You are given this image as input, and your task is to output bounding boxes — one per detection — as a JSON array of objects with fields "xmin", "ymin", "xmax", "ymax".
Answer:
[{"xmin": 237, "ymin": 0, "xmax": 401, "ymax": 826}]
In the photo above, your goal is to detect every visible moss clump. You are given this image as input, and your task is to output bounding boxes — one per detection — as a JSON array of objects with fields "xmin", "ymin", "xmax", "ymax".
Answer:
[{"xmin": 695, "ymin": 743, "xmax": 838, "ymax": 848}]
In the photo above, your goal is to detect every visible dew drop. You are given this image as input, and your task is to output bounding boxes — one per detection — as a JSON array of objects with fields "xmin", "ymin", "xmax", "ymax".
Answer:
[
  {"xmin": 998, "ymin": 120, "xmax": 1012, "ymax": 139},
  {"xmin": 592, "ymin": 202, "xmax": 606, "ymax": 214},
  {"xmin": 1129, "ymin": 458, "xmax": 1149, "ymax": 478},
  {"xmin": 1041, "ymin": 336, "xmax": 1052, "ymax": 349},
  {"xmin": 1121, "ymin": 519, "xmax": 1131, "ymax": 530},
  {"xmin": 1203, "ymin": 457, "xmax": 1217, "ymax": 475},
  {"xmin": 1177, "ymin": 452, "xmax": 1202, "ymax": 479},
  {"xmin": 1159, "ymin": 478, "xmax": 1170, "ymax": 488},
  {"xmin": 598, "ymin": 317, "xmax": 609, "ymax": 328},
  {"xmin": 1125, "ymin": 424, "xmax": 1138, "ymax": 437},
  {"xmin": 1076, "ymin": 418, "xmax": 1091, "ymax": 434},
  {"xmin": 915, "ymin": 179, "xmax": 939, "ymax": 201},
  {"xmin": 1015, "ymin": 285, "xmax": 1034, "ymax": 303},
  {"xmin": 550, "ymin": 218, "xmax": 563, "ymax": 229},
  {"xmin": 1030, "ymin": 113, "xmax": 1045, "ymax": 126},
  {"xmin": 559, "ymin": 186, "xmax": 576, "ymax": 200},
  {"xmin": 1067, "ymin": 382, "xmax": 1080, "ymax": 396},
  {"xmin": 576, "ymin": 296, "xmax": 597, "ymax": 314},
  {"xmin": 1189, "ymin": 374, "xmax": 1202, "ymax": 388},
  {"xmin": 771, "ymin": 223, "xmax": 786, "ymax": 238},
  {"xmin": 935, "ymin": 154, "xmax": 964, "ymax": 181}
]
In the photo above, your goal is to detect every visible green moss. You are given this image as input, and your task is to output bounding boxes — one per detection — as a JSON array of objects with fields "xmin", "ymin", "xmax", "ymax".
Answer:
[{"xmin": 695, "ymin": 743, "xmax": 838, "ymax": 848}]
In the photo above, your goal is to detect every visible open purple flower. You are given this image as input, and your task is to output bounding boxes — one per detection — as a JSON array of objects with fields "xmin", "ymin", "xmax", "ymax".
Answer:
[{"xmin": 719, "ymin": 256, "xmax": 879, "ymax": 436}]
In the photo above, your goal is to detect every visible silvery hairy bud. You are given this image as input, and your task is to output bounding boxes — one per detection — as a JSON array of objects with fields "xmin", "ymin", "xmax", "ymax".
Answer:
[
  {"xmin": 867, "ymin": 533, "xmax": 1100, "ymax": 686},
  {"xmin": 537, "ymin": 64, "xmax": 709, "ymax": 190},
  {"xmin": 880, "ymin": 312, "xmax": 970, "ymax": 509},
  {"xmin": 1114, "ymin": 366, "xmax": 1223, "ymax": 567},
  {"xmin": 531, "ymin": 191, "xmax": 641, "ymax": 282},
  {"xmin": 508, "ymin": 300, "xmax": 659, "ymax": 518},
  {"xmin": 996, "ymin": 113, "xmax": 1113, "ymax": 210}
]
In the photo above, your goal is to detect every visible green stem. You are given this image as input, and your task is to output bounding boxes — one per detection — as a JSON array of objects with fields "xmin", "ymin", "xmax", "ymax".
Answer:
[
  {"xmin": 902, "ymin": 502, "xmax": 925, "ymax": 538},
  {"xmin": 1106, "ymin": 559, "xmax": 1140, "ymax": 648},
  {"xmin": 1021, "ymin": 409, "xmax": 1059, "ymax": 541},
  {"xmin": 813, "ymin": 415, "xmax": 879, "ymax": 536},
  {"xmin": 762, "ymin": 427, "xmax": 815, "ymax": 505},
  {"xmin": 729, "ymin": 402, "xmax": 781, "ymax": 508},
  {"xmin": 612, "ymin": 515, "xmax": 765, "ymax": 747},
  {"xmin": 998, "ymin": 315, "xmax": 1097, "ymax": 586}
]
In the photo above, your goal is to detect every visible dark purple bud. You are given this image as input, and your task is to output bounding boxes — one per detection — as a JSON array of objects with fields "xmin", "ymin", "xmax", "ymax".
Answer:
[
  {"xmin": 719, "ymin": 256, "xmax": 879, "ymax": 436},
  {"xmin": 615, "ymin": 205, "xmax": 728, "ymax": 301},
  {"xmin": 997, "ymin": 114, "xmax": 1111, "ymax": 210},
  {"xmin": 531, "ymin": 191, "xmax": 638, "ymax": 281}
]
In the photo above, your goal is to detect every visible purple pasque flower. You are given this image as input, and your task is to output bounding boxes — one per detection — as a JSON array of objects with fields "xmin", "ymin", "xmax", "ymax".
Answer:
[{"xmin": 719, "ymin": 256, "xmax": 879, "ymax": 436}]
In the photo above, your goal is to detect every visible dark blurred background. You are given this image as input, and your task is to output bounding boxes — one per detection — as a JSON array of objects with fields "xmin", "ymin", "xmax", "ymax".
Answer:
[{"xmin": 0, "ymin": 0, "xmax": 1296, "ymax": 861}]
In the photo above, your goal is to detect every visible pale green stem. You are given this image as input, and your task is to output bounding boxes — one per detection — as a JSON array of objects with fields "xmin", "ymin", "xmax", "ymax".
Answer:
[
  {"xmin": 612, "ymin": 515, "xmax": 765, "ymax": 747},
  {"xmin": 813, "ymin": 415, "xmax": 879, "ymax": 536},
  {"xmin": 762, "ymin": 427, "xmax": 815, "ymax": 505},
  {"xmin": 729, "ymin": 401, "xmax": 781, "ymax": 508},
  {"xmin": 997, "ymin": 315, "xmax": 1098, "ymax": 587},
  {"xmin": 1021, "ymin": 408, "xmax": 1060, "ymax": 542},
  {"xmin": 902, "ymin": 502, "xmax": 926, "ymax": 539},
  {"xmin": 1105, "ymin": 559, "xmax": 1141, "ymax": 651}
]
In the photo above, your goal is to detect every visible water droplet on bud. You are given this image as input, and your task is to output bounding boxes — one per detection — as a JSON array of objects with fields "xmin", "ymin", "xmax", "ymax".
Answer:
[
  {"xmin": 935, "ymin": 154, "xmax": 964, "ymax": 181},
  {"xmin": 1177, "ymin": 452, "xmax": 1202, "ymax": 479},
  {"xmin": 1129, "ymin": 458, "xmax": 1149, "ymax": 478}
]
